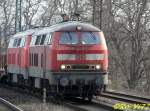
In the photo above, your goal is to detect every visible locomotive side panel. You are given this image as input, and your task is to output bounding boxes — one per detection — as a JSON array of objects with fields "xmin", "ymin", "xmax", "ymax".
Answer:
[
  {"xmin": 7, "ymin": 47, "xmax": 20, "ymax": 74},
  {"xmin": 19, "ymin": 35, "xmax": 32, "ymax": 78},
  {"xmin": 29, "ymin": 46, "xmax": 45, "ymax": 78},
  {"xmin": 28, "ymin": 33, "xmax": 53, "ymax": 79},
  {"xmin": 7, "ymin": 30, "xmax": 36, "ymax": 82}
]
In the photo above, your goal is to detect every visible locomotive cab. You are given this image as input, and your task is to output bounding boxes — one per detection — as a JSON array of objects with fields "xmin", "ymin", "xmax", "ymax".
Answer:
[
  {"xmin": 55, "ymin": 31, "xmax": 108, "ymax": 71},
  {"xmin": 50, "ymin": 22, "xmax": 108, "ymax": 100}
]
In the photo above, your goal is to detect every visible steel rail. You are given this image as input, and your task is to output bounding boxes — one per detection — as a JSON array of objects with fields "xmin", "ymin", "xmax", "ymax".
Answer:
[
  {"xmin": 100, "ymin": 91, "xmax": 150, "ymax": 104},
  {"xmin": 0, "ymin": 84, "xmax": 123, "ymax": 111},
  {"xmin": 0, "ymin": 84, "xmax": 88, "ymax": 111},
  {"xmin": 92, "ymin": 99, "xmax": 119, "ymax": 111},
  {"xmin": 105, "ymin": 90, "xmax": 150, "ymax": 102},
  {"xmin": 0, "ymin": 97, "xmax": 23, "ymax": 111},
  {"xmin": 62, "ymin": 97, "xmax": 117, "ymax": 111},
  {"xmin": 63, "ymin": 101, "xmax": 89, "ymax": 111}
]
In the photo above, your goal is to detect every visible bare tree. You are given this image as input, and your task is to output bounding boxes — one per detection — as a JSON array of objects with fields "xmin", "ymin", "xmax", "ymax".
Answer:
[
  {"xmin": 36, "ymin": 0, "xmax": 60, "ymax": 26},
  {"xmin": 22, "ymin": 0, "xmax": 41, "ymax": 29},
  {"xmin": 0, "ymin": 0, "xmax": 15, "ymax": 46},
  {"xmin": 106, "ymin": 0, "xmax": 150, "ymax": 91}
]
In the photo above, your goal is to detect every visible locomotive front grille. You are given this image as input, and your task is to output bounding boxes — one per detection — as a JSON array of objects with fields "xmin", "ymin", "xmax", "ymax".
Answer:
[
  {"xmin": 72, "ymin": 65, "xmax": 90, "ymax": 70},
  {"xmin": 65, "ymin": 64, "xmax": 96, "ymax": 70}
]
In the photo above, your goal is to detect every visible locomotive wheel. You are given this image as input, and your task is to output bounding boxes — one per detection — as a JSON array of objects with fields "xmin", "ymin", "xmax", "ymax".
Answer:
[
  {"xmin": 17, "ymin": 75, "xmax": 24, "ymax": 88},
  {"xmin": 103, "ymin": 85, "xmax": 107, "ymax": 92},
  {"xmin": 0, "ymin": 75, "xmax": 8, "ymax": 84},
  {"xmin": 8, "ymin": 74, "xmax": 13, "ymax": 86},
  {"xmin": 82, "ymin": 96, "xmax": 85, "ymax": 100},
  {"xmin": 87, "ymin": 95, "xmax": 93, "ymax": 102}
]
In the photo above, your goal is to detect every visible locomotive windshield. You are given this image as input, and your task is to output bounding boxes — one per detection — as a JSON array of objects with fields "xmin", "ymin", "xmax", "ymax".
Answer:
[
  {"xmin": 59, "ymin": 32, "xmax": 100, "ymax": 45},
  {"xmin": 81, "ymin": 32, "xmax": 100, "ymax": 44},
  {"xmin": 59, "ymin": 32, "xmax": 78, "ymax": 44}
]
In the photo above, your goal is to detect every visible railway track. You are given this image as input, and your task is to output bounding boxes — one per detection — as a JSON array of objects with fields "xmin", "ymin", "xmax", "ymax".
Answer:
[
  {"xmin": 2, "ymin": 83, "xmax": 150, "ymax": 111},
  {"xmin": 62, "ymin": 97, "xmax": 114, "ymax": 111},
  {"xmin": 105, "ymin": 90, "xmax": 150, "ymax": 101},
  {"xmin": 93, "ymin": 90, "xmax": 150, "ymax": 111},
  {"xmin": 0, "ymin": 84, "xmax": 74, "ymax": 111},
  {"xmin": 0, "ymin": 84, "xmax": 112, "ymax": 111},
  {"xmin": 0, "ymin": 97, "xmax": 23, "ymax": 111},
  {"xmin": 101, "ymin": 90, "xmax": 150, "ymax": 104}
]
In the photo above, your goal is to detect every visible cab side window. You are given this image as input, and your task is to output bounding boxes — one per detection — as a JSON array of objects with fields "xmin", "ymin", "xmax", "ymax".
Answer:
[
  {"xmin": 44, "ymin": 33, "xmax": 52, "ymax": 45},
  {"xmin": 31, "ymin": 33, "xmax": 53, "ymax": 46},
  {"xmin": 35, "ymin": 35, "xmax": 41, "ymax": 45},
  {"xmin": 34, "ymin": 34, "xmax": 50, "ymax": 46},
  {"xmin": 40, "ymin": 35, "xmax": 46, "ymax": 45},
  {"xmin": 30, "ymin": 36, "xmax": 37, "ymax": 46},
  {"xmin": 17, "ymin": 38, "xmax": 22, "ymax": 46},
  {"xmin": 13, "ymin": 39, "xmax": 18, "ymax": 47},
  {"xmin": 20, "ymin": 37, "xmax": 26, "ymax": 47},
  {"xmin": 12, "ymin": 38, "xmax": 22, "ymax": 47}
]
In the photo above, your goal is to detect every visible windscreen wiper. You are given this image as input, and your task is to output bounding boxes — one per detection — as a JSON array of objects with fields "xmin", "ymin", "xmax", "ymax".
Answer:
[
  {"xmin": 90, "ymin": 32, "xmax": 96, "ymax": 40},
  {"xmin": 68, "ymin": 32, "xmax": 72, "ymax": 40}
]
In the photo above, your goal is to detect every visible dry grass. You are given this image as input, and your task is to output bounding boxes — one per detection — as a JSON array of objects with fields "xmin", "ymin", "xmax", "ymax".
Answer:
[
  {"xmin": 19, "ymin": 103, "xmax": 73, "ymax": 111},
  {"xmin": 0, "ymin": 86, "xmax": 74, "ymax": 111}
]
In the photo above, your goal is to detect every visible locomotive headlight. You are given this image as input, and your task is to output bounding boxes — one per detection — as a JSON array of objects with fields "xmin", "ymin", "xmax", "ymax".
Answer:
[
  {"xmin": 60, "ymin": 77, "xmax": 69, "ymax": 86},
  {"xmin": 76, "ymin": 26, "xmax": 82, "ymax": 30},
  {"xmin": 96, "ymin": 65, "xmax": 101, "ymax": 69},
  {"xmin": 61, "ymin": 65, "xmax": 66, "ymax": 70}
]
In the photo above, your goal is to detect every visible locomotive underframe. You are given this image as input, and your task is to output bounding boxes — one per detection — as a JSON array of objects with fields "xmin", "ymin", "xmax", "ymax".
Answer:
[
  {"xmin": 51, "ymin": 71, "xmax": 108, "ymax": 97},
  {"xmin": 6, "ymin": 70, "xmax": 108, "ymax": 99}
]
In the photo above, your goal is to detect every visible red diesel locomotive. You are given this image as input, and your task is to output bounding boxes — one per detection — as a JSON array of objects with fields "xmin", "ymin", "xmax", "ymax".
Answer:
[{"xmin": 0, "ymin": 21, "xmax": 108, "ymax": 101}]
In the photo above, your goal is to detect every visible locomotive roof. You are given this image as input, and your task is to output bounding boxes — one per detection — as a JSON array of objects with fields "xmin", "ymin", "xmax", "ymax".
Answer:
[
  {"xmin": 12, "ymin": 21, "xmax": 101, "ymax": 38},
  {"xmin": 34, "ymin": 21, "xmax": 101, "ymax": 35},
  {"xmin": 12, "ymin": 29, "xmax": 39, "ymax": 38}
]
